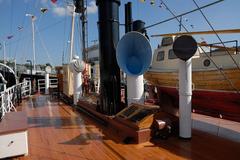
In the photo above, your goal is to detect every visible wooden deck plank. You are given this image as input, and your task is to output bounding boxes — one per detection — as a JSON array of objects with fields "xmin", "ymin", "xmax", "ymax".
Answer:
[{"xmin": 13, "ymin": 95, "xmax": 240, "ymax": 160}]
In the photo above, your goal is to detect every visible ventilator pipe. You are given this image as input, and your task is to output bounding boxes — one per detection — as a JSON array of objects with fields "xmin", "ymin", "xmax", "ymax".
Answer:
[
  {"xmin": 179, "ymin": 58, "xmax": 192, "ymax": 139},
  {"xmin": 173, "ymin": 35, "xmax": 197, "ymax": 139},
  {"xmin": 71, "ymin": 55, "xmax": 84, "ymax": 105},
  {"xmin": 45, "ymin": 73, "xmax": 49, "ymax": 94},
  {"xmin": 116, "ymin": 32, "xmax": 152, "ymax": 106},
  {"xmin": 127, "ymin": 75, "xmax": 144, "ymax": 105},
  {"xmin": 73, "ymin": 72, "xmax": 82, "ymax": 105}
]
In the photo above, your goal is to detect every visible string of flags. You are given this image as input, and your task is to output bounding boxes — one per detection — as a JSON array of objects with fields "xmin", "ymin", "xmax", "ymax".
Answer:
[
  {"xmin": 1, "ymin": 0, "xmax": 55, "ymax": 44},
  {"xmin": 7, "ymin": 35, "xmax": 14, "ymax": 39},
  {"xmin": 40, "ymin": 8, "xmax": 48, "ymax": 13},
  {"xmin": 3, "ymin": 6, "xmax": 49, "ymax": 41},
  {"xmin": 51, "ymin": 0, "xmax": 57, "ymax": 4},
  {"xmin": 18, "ymin": 26, "xmax": 23, "ymax": 31},
  {"xmin": 139, "ymin": 0, "xmax": 196, "ymax": 30}
]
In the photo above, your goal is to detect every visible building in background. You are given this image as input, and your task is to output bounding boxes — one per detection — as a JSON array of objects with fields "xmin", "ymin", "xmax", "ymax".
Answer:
[{"xmin": 87, "ymin": 44, "xmax": 100, "ymax": 93}]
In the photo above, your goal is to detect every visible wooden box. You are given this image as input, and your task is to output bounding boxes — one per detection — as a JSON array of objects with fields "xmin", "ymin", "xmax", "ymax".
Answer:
[{"xmin": 0, "ymin": 111, "xmax": 28, "ymax": 159}]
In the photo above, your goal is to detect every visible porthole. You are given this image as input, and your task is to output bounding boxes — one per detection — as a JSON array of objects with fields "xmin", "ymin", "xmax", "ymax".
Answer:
[{"xmin": 203, "ymin": 59, "xmax": 211, "ymax": 67}]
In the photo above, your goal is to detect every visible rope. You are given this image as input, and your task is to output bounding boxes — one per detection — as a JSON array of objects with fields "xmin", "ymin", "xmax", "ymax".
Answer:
[
  {"xmin": 143, "ymin": 0, "xmax": 224, "ymax": 31},
  {"xmin": 35, "ymin": 25, "xmax": 53, "ymax": 65},
  {"xmin": 192, "ymin": 0, "xmax": 240, "ymax": 71},
  {"xmin": 160, "ymin": 0, "xmax": 239, "ymax": 93}
]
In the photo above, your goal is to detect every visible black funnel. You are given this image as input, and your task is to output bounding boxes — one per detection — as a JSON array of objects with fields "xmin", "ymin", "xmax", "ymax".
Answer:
[
  {"xmin": 133, "ymin": 20, "xmax": 145, "ymax": 33},
  {"xmin": 96, "ymin": 0, "xmax": 121, "ymax": 115}
]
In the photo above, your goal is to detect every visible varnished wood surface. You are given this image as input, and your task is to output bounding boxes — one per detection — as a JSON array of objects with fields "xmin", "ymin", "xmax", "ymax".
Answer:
[
  {"xmin": 145, "ymin": 68, "xmax": 240, "ymax": 91},
  {"xmin": 13, "ymin": 95, "xmax": 240, "ymax": 160},
  {"xmin": 0, "ymin": 111, "xmax": 27, "ymax": 135},
  {"xmin": 153, "ymin": 28, "xmax": 240, "ymax": 37}
]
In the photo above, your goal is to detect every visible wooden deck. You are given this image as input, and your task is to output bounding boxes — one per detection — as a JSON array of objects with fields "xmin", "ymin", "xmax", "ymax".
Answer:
[{"xmin": 13, "ymin": 95, "xmax": 240, "ymax": 160}]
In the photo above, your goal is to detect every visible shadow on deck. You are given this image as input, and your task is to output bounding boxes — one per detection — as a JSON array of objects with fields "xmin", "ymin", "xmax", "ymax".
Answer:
[{"xmin": 15, "ymin": 95, "xmax": 240, "ymax": 160}]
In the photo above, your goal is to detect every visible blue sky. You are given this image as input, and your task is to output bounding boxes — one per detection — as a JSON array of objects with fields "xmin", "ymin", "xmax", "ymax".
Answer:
[{"xmin": 0, "ymin": 0, "xmax": 240, "ymax": 66}]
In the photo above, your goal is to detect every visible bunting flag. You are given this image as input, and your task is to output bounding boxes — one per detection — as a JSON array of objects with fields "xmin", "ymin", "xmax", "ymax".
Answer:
[
  {"xmin": 190, "ymin": 24, "xmax": 194, "ymax": 29},
  {"xmin": 51, "ymin": 0, "xmax": 57, "ymax": 4},
  {"xmin": 150, "ymin": 0, "xmax": 155, "ymax": 5},
  {"xmin": 31, "ymin": 15, "xmax": 37, "ymax": 21},
  {"xmin": 18, "ymin": 26, "xmax": 23, "ymax": 31},
  {"xmin": 159, "ymin": 2, "xmax": 163, "ymax": 8},
  {"xmin": 7, "ymin": 35, "xmax": 14, "ymax": 39},
  {"xmin": 40, "ymin": 8, "xmax": 48, "ymax": 13}
]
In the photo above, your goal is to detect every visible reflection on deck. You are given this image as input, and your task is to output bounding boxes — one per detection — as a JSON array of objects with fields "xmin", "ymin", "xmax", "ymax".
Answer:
[{"xmin": 15, "ymin": 95, "xmax": 240, "ymax": 160}]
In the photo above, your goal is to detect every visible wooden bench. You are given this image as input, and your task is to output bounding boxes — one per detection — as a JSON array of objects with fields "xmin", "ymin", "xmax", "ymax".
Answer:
[{"xmin": 0, "ymin": 111, "xmax": 28, "ymax": 159}]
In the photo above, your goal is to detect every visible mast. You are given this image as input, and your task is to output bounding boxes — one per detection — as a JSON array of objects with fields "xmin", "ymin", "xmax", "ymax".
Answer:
[
  {"xmin": 3, "ymin": 41, "xmax": 6, "ymax": 64},
  {"xmin": 31, "ymin": 17, "xmax": 36, "ymax": 72},
  {"xmin": 81, "ymin": 0, "xmax": 87, "ymax": 61},
  {"xmin": 69, "ymin": 5, "xmax": 76, "ymax": 62},
  {"xmin": 74, "ymin": 0, "xmax": 88, "ymax": 62},
  {"xmin": 26, "ymin": 14, "xmax": 37, "ymax": 73}
]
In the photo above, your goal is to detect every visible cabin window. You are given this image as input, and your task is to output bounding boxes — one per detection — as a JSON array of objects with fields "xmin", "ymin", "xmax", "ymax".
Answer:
[
  {"xmin": 203, "ymin": 59, "xmax": 211, "ymax": 67},
  {"xmin": 161, "ymin": 37, "xmax": 174, "ymax": 46},
  {"xmin": 157, "ymin": 51, "xmax": 165, "ymax": 61},
  {"xmin": 168, "ymin": 49, "xmax": 177, "ymax": 59}
]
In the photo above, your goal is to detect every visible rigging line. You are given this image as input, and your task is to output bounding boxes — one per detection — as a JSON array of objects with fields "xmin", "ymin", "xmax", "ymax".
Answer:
[
  {"xmin": 62, "ymin": 8, "xmax": 67, "ymax": 64},
  {"xmin": 161, "ymin": 0, "xmax": 239, "ymax": 93},
  {"xmin": 160, "ymin": 0, "xmax": 189, "ymax": 32},
  {"xmin": 79, "ymin": 15, "xmax": 83, "ymax": 56},
  {"xmin": 14, "ymin": 2, "xmax": 30, "ymax": 59},
  {"xmin": 7, "ymin": 19, "xmax": 65, "ymax": 46},
  {"xmin": 192, "ymin": 0, "xmax": 240, "ymax": 71},
  {"xmin": 75, "ymin": 17, "xmax": 79, "ymax": 57},
  {"xmin": 78, "ymin": 15, "xmax": 83, "ymax": 57},
  {"xmin": 35, "ymin": 25, "xmax": 53, "ymax": 65},
  {"xmin": 9, "ymin": 0, "xmax": 13, "ymax": 59},
  {"xmin": 78, "ymin": 17, "xmax": 82, "ymax": 57},
  {"xmin": 143, "ymin": 0, "xmax": 223, "ymax": 31},
  {"xmin": 67, "ymin": 15, "xmax": 73, "ymax": 63}
]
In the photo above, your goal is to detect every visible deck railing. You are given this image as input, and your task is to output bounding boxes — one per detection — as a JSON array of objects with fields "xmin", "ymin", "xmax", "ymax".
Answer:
[
  {"xmin": 37, "ymin": 78, "xmax": 58, "ymax": 93},
  {"xmin": 0, "ymin": 80, "xmax": 31, "ymax": 120}
]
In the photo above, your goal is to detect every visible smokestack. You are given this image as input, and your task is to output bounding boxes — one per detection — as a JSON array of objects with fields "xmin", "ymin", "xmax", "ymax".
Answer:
[
  {"xmin": 96, "ymin": 0, "xmax": 121, "ymax": 115},
  {"xmin": 125, "ymin": 2, "xmax": 132, "ymax": 33}
]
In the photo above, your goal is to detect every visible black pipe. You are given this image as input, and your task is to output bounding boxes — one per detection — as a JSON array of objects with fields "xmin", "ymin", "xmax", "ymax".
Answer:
[
  {"xmin": 125, "ymin": 2, "xmax": 132, "ymax": 33},
  {"xmin": 133, "ymin": 20, "xmax": 149, "ymax": 39},
  {"xmin": 124, "ymin": 2, "xmax": 133, "ymax": 107},
  {"xmin": 96, "ymin": 0, "xmax": 121, "ymax": 115}
]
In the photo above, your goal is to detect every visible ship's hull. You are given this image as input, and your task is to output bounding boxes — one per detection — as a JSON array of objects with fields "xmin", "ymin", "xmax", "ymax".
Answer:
[{"xmin": 145, "ymin": 68, "xmax": 240, "ymax": 122}]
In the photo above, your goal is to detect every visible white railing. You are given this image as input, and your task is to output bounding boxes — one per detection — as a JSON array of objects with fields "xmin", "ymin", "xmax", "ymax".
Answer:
[
  {"xmin": 0, "ymin": 80, "xmax": 31, "ymax": 120},
  {"xmin": 37, "ymin": 78, "xmax": 58, "ymax": 93},
  {"xmin": 38, "ymin": 79, "xmax": 45, "ymax": 93}
]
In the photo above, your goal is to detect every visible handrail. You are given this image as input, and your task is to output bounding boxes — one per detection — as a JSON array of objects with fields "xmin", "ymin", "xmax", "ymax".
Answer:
[
  {"xmin": 37, "ymin": 78, "xmax": 58, "ymax": 93},
  {"xmin": 0, "ymin": 80, "xmax": 31, "ymax": 120}
]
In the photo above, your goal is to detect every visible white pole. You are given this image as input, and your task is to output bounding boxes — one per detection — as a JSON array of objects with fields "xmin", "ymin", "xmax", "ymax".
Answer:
[
  {"xmin": 127, "ymin": 75, "xmax": 144, "ymax": 105},
  {"xmin": 45, "ymin": 73, "xmax": 49, "ymax": 94},
  {"xmin": 69, "ymin": 7, "xmax": 76, "ymax": 62},
  {"xmin": 14, "ymin": 59, "xmax": 17, "ymax": 73},
  {"xmin": 179, "ymin": 58, "xmax": 192, "ymax": 139},
  {"xmin": 31, "ymin": 18, "xmax": 36, "ymax": 73},
  {"xmin": 3, "ymin": 41, "xmax": 6, "ymax": 64},
  {"xmin": 73, "ymin": 72, "xmax": 82, "ymax": 105}
]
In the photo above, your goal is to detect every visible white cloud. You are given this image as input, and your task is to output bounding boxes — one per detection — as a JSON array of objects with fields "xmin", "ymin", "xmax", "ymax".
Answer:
[
  {"xmin": 52, "ymin": 5, "xmax": 74, "ymax": 17},
  {"xmin": 87, "ymin": 1, "xmax": 97, "ymax": 14},
  {"xmin": 52, "ymin": 6, "xmax": 66, "ymax": 16},
  {"xmin": 51, "ymin": 0, "xmax": 97, "ymax": 17}
]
